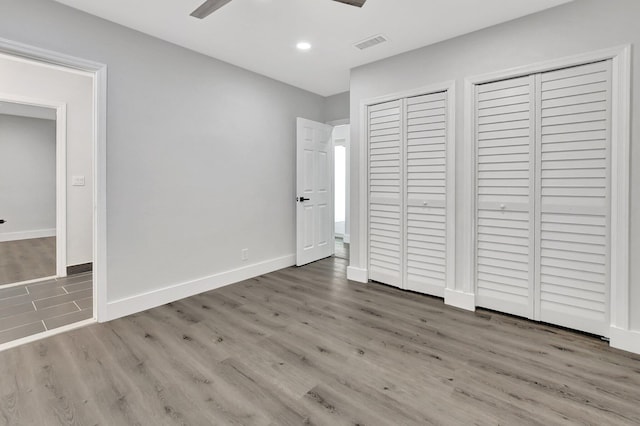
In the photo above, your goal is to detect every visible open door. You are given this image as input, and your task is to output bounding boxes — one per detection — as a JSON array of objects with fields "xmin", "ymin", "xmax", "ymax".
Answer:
[{"xmin": 296, "ymin": 118, "xmax": 334, "ymax": 266}]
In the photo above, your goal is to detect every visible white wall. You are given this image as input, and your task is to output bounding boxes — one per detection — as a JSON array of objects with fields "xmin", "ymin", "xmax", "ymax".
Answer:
[
  {"xmin": 350, "ymin": 0, "xmax": 640, "ymax": 333},
  {"xmin": 0, "ymin": 58, "xmax": 93, "ymax": 267},
  {"xmin": 324, "ymin": 91, "xmax": 350, "ymax": 123},
  {"xmin": 0, "ymin": 114, "xmax": 56, "ymax": 241},
  {"xmin": 0, "ymin": 0, "xmax": 326, "ymax": 314}
]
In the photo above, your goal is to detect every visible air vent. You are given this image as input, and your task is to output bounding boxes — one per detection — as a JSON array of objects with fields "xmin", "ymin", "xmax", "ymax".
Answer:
[{"xmin": 354, "ymin": 34, "xmax": 388, "ymax": 50}]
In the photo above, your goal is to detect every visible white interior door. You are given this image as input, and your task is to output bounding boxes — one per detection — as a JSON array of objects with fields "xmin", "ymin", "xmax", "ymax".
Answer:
[{"xmin": 296, "ymin": 117, "xmax": 334, "ymax": 266}]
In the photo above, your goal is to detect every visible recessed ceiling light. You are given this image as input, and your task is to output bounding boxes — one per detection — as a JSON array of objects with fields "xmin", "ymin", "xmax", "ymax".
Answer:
[{"xmin": 296, "ymin": 41, "xmax": 312, "ymax": 51}]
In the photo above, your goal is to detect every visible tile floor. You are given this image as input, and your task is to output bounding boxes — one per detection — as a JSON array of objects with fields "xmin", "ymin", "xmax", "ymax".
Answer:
[
  {"xmin": 0, "ymin": 272, "xmax": 93, "ymax": 344},
  {"xmin": 334, "ymin": 237, "xmax": 349, "ymax": 260}
]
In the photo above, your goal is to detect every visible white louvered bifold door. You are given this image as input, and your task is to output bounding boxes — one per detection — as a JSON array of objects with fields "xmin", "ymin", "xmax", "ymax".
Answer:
[
  {"xmin": 535, "ymin": 60, "xmax": 612, "ymax": 336},
  {"xmin": 475, "ymin": 76, "xmax": 535, "ymax": 318},
  {"xmin": 368, "ymin": 100, "xmax": 403, "ymax": 287},
  {"xmin": 404, "ymin": 92, "xmax": 448, "ymax": 297}
]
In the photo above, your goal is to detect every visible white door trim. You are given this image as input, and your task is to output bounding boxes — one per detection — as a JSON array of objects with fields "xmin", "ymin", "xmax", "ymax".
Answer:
[
  {"xmin": 354, "ymin": 81, "xmax": 456, "ymax": 296},
  {"xmin": 0, "ymin": 37, "xmax": 108, "ymax": 323},
  {"xmin": 0, "ymin": 93, "xmax": 67, "ymax": 278},
  {"xmin": 463, "ymin": 45, "xmax": 631, "ymax": 341}
]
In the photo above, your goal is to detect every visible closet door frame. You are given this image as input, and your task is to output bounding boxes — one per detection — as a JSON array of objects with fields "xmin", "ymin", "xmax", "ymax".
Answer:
[
  {"xmin": 360, "ymin": 80, "xmax": 456, "ymax": 294},
  {"xmin": 462, "ymin": 46, "xmax": 631, "ymax": 344}
]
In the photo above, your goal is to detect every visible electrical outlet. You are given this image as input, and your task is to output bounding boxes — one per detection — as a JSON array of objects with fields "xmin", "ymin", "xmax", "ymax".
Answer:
[
  {"xmin": 71, "ymin": 175, "xmax": 85, "ymax": 186},
  {"xmin": 241, "ymin": 248, "xmax": 249, "ymax": 261}
]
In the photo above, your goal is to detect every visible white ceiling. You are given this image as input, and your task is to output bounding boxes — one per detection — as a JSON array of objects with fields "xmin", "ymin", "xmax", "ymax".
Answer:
[{"xmin": 54, "ymin": 0, "xmax": 571, "ymax": 96}]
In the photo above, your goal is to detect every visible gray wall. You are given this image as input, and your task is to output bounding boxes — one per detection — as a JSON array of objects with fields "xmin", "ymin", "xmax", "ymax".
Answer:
[
  {"xmin": 350, "ymin": 0, "xmax": 640, "ymax": 329},
  {"xmin": 0, "ymin": 114, "xmax": 55, "ymax": 238},
  {"xmin": 0, "ymin": 0, "xmax": 325, "ymax": 304},
  {"xmin": 324, "ymin": 91, "xmax": 350, "ymax": 123}
]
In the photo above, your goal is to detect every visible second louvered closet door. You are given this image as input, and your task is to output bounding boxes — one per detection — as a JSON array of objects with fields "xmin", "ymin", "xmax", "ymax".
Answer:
[
  {"xmin": 536, "ymin": 61, "xmax": 612, "ymax": 336},
  {"xmin": 473, "ymin": 60, "xmax": 612, "ymax": 336}
]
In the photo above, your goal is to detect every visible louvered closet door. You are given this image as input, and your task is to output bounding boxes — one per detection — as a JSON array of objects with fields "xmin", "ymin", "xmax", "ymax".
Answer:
[
  {"xmin": 536, "ymin": 60, "xmax": 612, "ymax": 336},
  {"xmin": 475, "ymin": 76, "xmax": 535, "ymax": 318},
  {"xmin": 405, "ymin": 92, "xmax": 447, "ymax": 296},
  {"xmin": 368, "ymin": 100, "xmax": 403, "ymax": 287}
]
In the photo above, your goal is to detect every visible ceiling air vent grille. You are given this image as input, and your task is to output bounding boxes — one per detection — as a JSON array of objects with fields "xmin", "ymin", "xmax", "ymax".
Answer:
[{"xmin": 354, "ymin": 35, "xmax": 388, "ymax": 50}]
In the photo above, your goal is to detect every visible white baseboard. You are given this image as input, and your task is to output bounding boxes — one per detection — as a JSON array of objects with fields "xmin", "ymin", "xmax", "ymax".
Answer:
[
  {"xmin": 444, "ymin": 289, "xmax": 476, "ymax": 312},
  {"xmin": 105, "ymin": 254, "xmax": 295, "ymax": 321},
  {"xmin": 610, "ymin": 326, "xmax": 640, "ymax": 355},
  {"xmin": 347, "ymin": 266, "xmax": 367, "ymax": 283},
  {"xmin": 343, "ymin": 234, "xmax": 350, "ymax": 244},
  {"xmin": 0, "ymin": 228, "xmax": 56, "ymax": 242}
]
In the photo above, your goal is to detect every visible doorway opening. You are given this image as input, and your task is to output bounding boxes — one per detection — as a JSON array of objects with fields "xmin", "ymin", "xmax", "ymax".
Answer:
[
  {"xmin": 0, "ymin": 38, "xmax": 107, "ymax": 350},
  {"xmin": 0, "ymin": 102, "xmax": 58, "ymax": 285},
  {"xmin": 333, "ymin": 124, "xmax": 350, "ymax": 261}
]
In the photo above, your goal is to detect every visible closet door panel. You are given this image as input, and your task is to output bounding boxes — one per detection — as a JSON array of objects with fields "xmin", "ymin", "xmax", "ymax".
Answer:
[
  {"xmin": 369, "ymin": 100, "xmax": 403, "ymax": 287},
  {"xmin": 475, "ymin": 76, "xmax": 535, "ymax": 318},
  {"xmin": 536, "ymin": 60, "xmax": 611, "ymax": 336},
  {"xmin": 405, "ymin": 92, "xmax": 447, "ymax": 296}
]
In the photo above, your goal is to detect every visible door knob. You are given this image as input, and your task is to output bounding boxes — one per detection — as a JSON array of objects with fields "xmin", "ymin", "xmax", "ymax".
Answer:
[
  {"xmin": 297, "ymin": 197, "xmax": 310, "ymax": 202},
  {"xmin": 500, "ymin": 204, "xmax": 506, "ymax": 210},
  {"xmin": 423, "ymin": 201, "xmax": 428, "ymax": 206}
]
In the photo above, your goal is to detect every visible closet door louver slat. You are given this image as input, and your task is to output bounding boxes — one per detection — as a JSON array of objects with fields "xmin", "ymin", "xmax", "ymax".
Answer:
[
  {"xmin": 405, "ymin": 92, "xmax": 448, "ymax": 296},
  {"xmin": 536, "ymin": 60, "xmax": 611, "ymax": 336},
  {"xmin": 475, "ymin": 76, "xmax": 535, "ymax": 318},
  {"xmin": 368, "ymin": 100, "xmax": 403, "ymax": 287}
]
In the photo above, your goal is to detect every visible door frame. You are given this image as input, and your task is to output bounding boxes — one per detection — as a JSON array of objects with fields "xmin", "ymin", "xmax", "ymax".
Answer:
[
  {"xmin": 0, "ymin": 37, "xmax": 108, "ymax": 323},
  {"xmin": 353, "ymin": 81, "xmax": 456, "ymax": 293},
  {"xmin": 462, "ymin": 45, "xmax": 631, "ymax": 344},
  {"xmin": 0, "ymin": 93, "xmax": 67, "ymax": 278}
]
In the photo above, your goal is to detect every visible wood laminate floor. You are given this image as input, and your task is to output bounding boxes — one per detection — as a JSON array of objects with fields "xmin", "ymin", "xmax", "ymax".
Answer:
[
  {"xmin": 1, "ymin": 257, "xmax": 639, "ymax": 425},
  {"xmin": 0, "ymin": 237, "xmax": 56, "ymax": 286},
  {"xmin": 0, "ymin": 272, "xmax": 93, "ymax": 344}
]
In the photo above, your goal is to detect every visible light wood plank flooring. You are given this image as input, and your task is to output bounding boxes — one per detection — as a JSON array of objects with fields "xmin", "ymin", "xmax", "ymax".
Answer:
[
  {"xmin": 1, "ymin": 257, "xmax": 639, "ymax": 425},
  {"xmin": 0, "ymin": 237, "xmax": 56, "ymax": 286},
  {"xmin": 0, "ymin": 273, "xmax": 93, "ymax": 344}
]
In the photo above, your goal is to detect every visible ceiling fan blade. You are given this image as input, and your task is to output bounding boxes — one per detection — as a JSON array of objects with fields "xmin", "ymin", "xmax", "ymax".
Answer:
[
  {"xmin": 333, "ymin": 0, "xmax": 367, "ymax": 7},
  {"xmin": 190, "ymin": 0, "xmax": 234, "ymax": 19}
]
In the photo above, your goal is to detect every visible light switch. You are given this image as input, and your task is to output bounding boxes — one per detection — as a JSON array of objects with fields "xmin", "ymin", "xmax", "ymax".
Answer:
[{"xmin": 72, "ymin": 175, "xmax": 85, "ymax": 186}]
